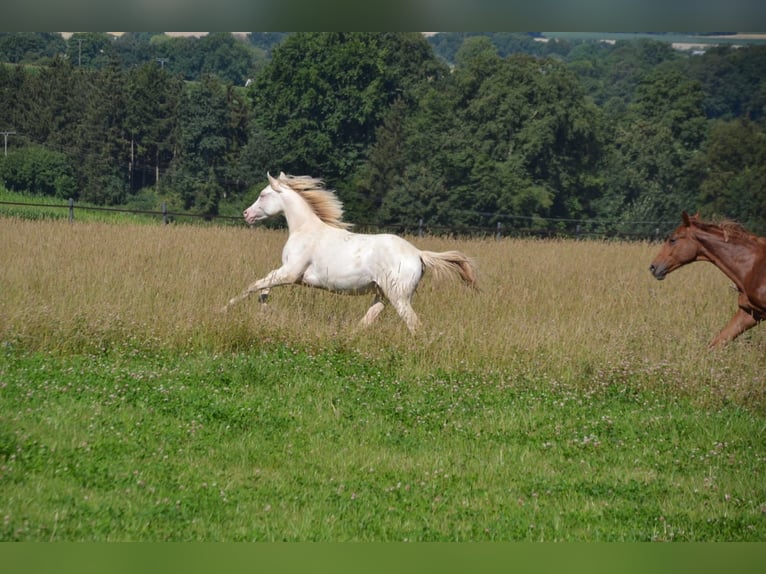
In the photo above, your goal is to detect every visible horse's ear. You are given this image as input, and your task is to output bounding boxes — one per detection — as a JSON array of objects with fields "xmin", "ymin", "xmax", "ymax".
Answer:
[
  {"xmin": 682, "ymin": 211, "xmax": 691, "ymax": 226},
  {"xmin": 279, "ymin": 171, "xmax": 286, "ymax": 179},
  {"xmin": 267, "ymin": 172, "xmax": 281, "ymax": 191}
]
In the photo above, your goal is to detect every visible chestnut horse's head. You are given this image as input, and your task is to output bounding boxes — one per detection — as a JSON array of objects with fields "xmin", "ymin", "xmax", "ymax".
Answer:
[{"xmin": 649, "ymin": 211, "xmax": 703, "ymax": 280}]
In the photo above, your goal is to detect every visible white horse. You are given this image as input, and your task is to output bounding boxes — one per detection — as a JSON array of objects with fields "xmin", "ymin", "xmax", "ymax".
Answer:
[{"xmin": 224, "ymin": 172, "xmax": 477, "ymax": 332}]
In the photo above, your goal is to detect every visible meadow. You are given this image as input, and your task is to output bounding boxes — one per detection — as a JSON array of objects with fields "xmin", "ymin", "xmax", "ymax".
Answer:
[{"xmin": 1, "ymin": 217, "xmax": 765, "ymax": 541}]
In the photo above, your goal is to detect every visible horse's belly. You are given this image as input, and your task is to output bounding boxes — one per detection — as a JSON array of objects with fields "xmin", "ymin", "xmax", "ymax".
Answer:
[{"xmin": 301, "ymin": 267, "xmax": 375, "ymax": 294}]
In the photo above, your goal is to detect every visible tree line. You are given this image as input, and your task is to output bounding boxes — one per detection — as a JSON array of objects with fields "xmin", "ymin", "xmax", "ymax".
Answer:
[{"xmin": 1, "ymin": 32, "xmax": 765, "ymax": 235}]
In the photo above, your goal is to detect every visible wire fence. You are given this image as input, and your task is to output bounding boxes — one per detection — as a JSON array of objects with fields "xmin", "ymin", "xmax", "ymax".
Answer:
[{"xmin": 0, "ymin": 198, "xmax": 676, "ymax": 241}]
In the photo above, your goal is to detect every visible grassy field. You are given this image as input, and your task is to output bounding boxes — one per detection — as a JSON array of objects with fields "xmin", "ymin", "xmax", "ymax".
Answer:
[{"xmin": 1, "ymin": 217, "xmax": 765, "ymax": 541}]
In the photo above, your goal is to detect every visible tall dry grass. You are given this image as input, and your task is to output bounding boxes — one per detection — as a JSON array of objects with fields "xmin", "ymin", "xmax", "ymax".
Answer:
[{"xmin": 2, "ymin": 217, "xmax": 764, "ymax": 410}]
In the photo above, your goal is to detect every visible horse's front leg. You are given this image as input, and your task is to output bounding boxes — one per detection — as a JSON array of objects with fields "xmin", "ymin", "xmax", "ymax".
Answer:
[
  {"xmin": 709, "ymin": 307, "xmax": 759, "ymax": 348},
  {"xmin": 222, "ymin": 267, "xmax": 300, "ymax": 312},
  {"xmin": 360, "ymin": 291, "xmax": 386, "ymax": 327}
]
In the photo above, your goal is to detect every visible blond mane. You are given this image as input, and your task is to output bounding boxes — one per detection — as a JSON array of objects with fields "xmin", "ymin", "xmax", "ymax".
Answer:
[{"xmin": 278, "ymin": 174, "xmax": 351, "ymax": 230}]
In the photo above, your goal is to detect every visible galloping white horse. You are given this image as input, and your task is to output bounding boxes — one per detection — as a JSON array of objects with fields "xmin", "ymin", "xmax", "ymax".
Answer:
[{"xmin": 223, "ymin": 172, "xmax": 477, "ymax": 332}]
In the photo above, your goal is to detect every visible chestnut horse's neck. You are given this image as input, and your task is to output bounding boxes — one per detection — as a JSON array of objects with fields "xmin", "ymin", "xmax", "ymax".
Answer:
[{"xmin": 692, "ymin": 223, "xmax": 764, "ymax": 291}]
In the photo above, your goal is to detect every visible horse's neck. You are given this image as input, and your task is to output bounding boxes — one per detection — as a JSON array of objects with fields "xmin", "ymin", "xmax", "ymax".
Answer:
[
  {"xmin": 281, "ymin": 189, "xmax": 323, "ymax": 232},
  {"xmin": 696, "ymin": 229, "xmax": 760, "ymax": 288}
]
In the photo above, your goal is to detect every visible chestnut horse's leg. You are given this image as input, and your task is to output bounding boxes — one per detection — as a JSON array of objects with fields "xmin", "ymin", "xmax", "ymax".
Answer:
[{"xmin": 709, "ymin": 308, "xmax": 759, "ymax": 348}]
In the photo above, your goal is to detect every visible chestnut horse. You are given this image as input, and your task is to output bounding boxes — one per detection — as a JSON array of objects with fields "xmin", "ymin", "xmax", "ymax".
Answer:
[{"xmin": 649, "ymin": 211, "xmax": 766, "ymax": 348}]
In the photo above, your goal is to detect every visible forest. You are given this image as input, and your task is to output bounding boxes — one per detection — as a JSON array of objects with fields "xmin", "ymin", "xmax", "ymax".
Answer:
[{"xmin": 0, "ymin": 31, "xmax": 765, "ymax": 236}]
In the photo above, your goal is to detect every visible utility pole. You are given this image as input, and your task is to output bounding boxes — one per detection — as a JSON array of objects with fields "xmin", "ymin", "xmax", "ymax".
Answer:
[
  {"xmin": 156, "ymin": 58, "xmax": 169, "ymax": 69},
  {"xmin": 1, "ymin": 131, "xmax": 16, "ymax": 157}
]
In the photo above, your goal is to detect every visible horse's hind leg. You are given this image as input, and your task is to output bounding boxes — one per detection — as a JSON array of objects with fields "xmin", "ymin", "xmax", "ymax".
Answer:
[
  {"xmin": 391, "ymin": 297, "xmax": 421, "ymax": 334},
  {"xmin": 709, "ymin": 308, "xmax": 758, "ymax": 348},
  {"xmin": 360, "ymin": 292, "xmax": 385, "ymax": 327}
]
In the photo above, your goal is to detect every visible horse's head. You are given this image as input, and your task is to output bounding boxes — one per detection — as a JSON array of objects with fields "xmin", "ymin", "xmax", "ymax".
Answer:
[
  {"xmin": 649, "ymin": 211, "xmax": 702, "ymax": 280},
  {"xmin": 243, "ymin": 172, "xmax": 287, "ymax": 225}
]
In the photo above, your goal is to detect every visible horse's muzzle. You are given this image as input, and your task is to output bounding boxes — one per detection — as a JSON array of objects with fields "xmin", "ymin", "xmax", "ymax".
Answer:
[{"xmin": 649, "ymin": 263, "xmax": 666, "ymax": 280}]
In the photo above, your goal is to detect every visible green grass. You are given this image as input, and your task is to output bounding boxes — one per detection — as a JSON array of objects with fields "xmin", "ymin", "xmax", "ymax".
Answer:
[
  {"xmin": 1, "ymin": 346, "xmax": 763, "ymax": 541},
  {"xmin": 0, "ymin": 188, "xmax": 246, "ymax": 226},
  {"xmin": 0, "ymin": 188, "xmax": 160, "ymax": 224}
]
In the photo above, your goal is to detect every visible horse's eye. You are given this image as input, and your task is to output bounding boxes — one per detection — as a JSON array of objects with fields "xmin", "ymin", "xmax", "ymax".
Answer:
[{"xmin": 668, "ymin": 237, "xmax": 677, "ymax": 246}]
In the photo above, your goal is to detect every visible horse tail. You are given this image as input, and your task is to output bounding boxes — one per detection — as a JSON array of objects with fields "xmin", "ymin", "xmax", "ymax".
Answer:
[{"xmin": 419, "ymin": 250, "xmax": 478, "ymax": 290}]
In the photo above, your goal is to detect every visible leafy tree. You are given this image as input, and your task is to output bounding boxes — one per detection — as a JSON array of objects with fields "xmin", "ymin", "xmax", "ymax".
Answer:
[
  {"xmin": 66, "ymin": 32, "xmax": 115, "ymax": 69},
  {"xmin": 125, "ymin": 62, "xmax": 182, "ymax": 194},
  {"xmin": 153, "ymin": 34, "xmax": 263, "ymax": 85},
  {"xmin": 0, "ymin": 33, "xmax": 66, "ymax": 64},
  {"xmin": 378, "ymin": 46, "xmax": 604, "ymax": 230},
  {"xmin": 684, "ymin": 45, "xmax": 766, "ymax": 120},
  {"xmin": 426, "ymin": 32, "xmax": 573, "ymax": 65},
  {"xmin": 249, "ymin": 32, "xmax": 445, "ymax": 195},
  {"xmin": 170, "ymin": 75, "xmax": 233, "ymax": 213},
  {"xmin": 113, "ymin": 32, "xmax": 164, "ymax": 70},
  {"xmin": 567, "ymin": 39, "xmax": 680, "ymax": 113},
  {"xmin": 75, "ymin": 57, "xmax": 129, "ymax": 204},
  {"xmin": 198, "ymin": 33, "xmax": 260, "ymax": 86},
  {"xmin": 17, "ymin": 57, "xmax": 87, "ymax": 154},
  {"xmin": 0, "ymin": 64, "xmax": 27, "ymax": 137},
  {"xmin": 598, "ymin": 68, "xmax": 707, "ymax": 233},
  {"xmin": 0, "ymin": 145, "xmax": 75, "ymax": 198},
  {"xmin": 695, "ymin": 118, "xmax": 766, "ymax": 231},
  {"xmin": 351, "ymin": 97, "xmax": 410, "ymax": 221}
]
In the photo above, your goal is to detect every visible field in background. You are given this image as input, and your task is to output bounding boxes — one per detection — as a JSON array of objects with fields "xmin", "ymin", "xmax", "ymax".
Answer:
[
  {"xmin": 2, "ymin": 217, "xmax": 764, "ymax": 406},
  {"xmin": 1, "ymin": 218, "xmax": 764, "ymax": 540}
]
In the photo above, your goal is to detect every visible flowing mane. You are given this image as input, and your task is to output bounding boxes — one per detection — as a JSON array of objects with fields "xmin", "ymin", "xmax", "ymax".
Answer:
[
  {"xmin": 693, "ymin": 217, "xmax": 750, "ymax": 242},
  {"xmin": 278, "ymin": 174, "xmax": 351, "ymax": 230}
]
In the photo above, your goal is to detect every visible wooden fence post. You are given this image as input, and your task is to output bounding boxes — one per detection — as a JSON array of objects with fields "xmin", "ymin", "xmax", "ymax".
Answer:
[
  {"xmin": 162, "ymin": 202, "xmax": 168, "ymax": 225},
  {"xmin": 68, "ymin": 198, "xmax": 74, "ymax": 222}
]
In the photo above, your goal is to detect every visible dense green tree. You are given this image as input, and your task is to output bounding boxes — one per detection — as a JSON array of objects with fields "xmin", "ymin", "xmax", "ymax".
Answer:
[
  {"xmin": 2, "ymin": 33, "xmax": 766, "ymax": 235},
  {"xmin": 0, "ymin": 64, "xmax": 27, "ymax": 138},
  {"xmin": 246, "ymin": 33, "xmax": 290, "ymax": 56},
  {"xmin": 598, "ymin": 68, "xmax": 707, "ymax": 233},
  {"xmin": 426, "ymin": 32, "xmax": 572, "ymax": 65},
  {"xmin": 198, "ymin": 33, "xmax": 259, "ymax": 86},
  {"xmin": 113, "ymin": 32, "xmax": 165, "ymax": 69},
  {"xmin": 17, "ymin": 57, "xmax": 86, "ymax": 154},
  {"xmin": 567, "ymin": 39, "xmax": 680, "ymax": 115},
  {"xmin": 351, "ymin": 97, "xmax": 410, "ymax": 221},
  {"xmin": 249, "ymin": 32, "xmax": 445, "ymax": 193},
  {"xmin": 378, "ymin": 46, "xmax": 604, "ymax": 230},
  {"xmin": 66, "ymin": 33, "xmax": 115, "ymax": 69},
  {"xmin": 124, "ymin": 62, "xmax": 182, "ymax": 194},
  {"xmin": 0, "ymin": 145, "xmax": 76, "ymax": 198},
  {"xmin": 695, "ymin": 119, "xmax": 766, "ymax": 231},
  {"xmin": 0, "ymin": 33, "xmax": 65, "ymax": 64},
  {"xmin": 170, "ymin": 75, "xmax": 234, "ymax": 213},
  {"xmin": 75, "ymin": 57, "xmax": 129, "ymax": 204},
  {"xmin": 153, "ymin": 34, "xmax": 262, "ymax": 85},
  {"xmin": 684, "ymin": 45, "xmax": 766, "ymax": 120}
]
